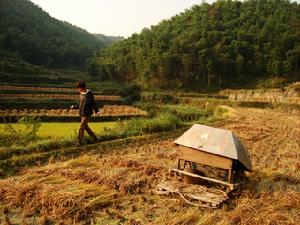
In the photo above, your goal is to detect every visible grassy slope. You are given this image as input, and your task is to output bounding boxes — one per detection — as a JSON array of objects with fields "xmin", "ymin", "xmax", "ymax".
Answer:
[{"xmin": 0, "ymin": 56, "xmax": 122, "ymax": 92}]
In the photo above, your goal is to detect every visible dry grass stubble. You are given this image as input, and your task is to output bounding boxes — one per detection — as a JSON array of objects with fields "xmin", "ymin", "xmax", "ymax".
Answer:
[{"xmin": 0, "ymin": 108, "xmax": 300, "ymax": 224}]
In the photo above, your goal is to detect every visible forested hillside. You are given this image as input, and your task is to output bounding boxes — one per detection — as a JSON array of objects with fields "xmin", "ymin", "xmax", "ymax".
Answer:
[
  {"xmin": 94, "ymin": 34, "xmax": 124, "ymax": 46},
  {"xmin": 0, "ymin": 0, "xmax": 107, "ymax": 69},
  {"xmin": 91, "ymin": 0, "xmax": 300, "ymax": 89}
]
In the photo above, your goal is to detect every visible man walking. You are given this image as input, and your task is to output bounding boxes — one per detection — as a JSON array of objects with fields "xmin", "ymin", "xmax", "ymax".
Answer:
[{"xmin": 71, "ymin": 81, "xmax": 100, "ymax": 146}]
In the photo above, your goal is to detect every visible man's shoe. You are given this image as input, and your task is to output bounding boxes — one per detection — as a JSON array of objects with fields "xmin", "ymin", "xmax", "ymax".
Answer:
[{"xmin": 93, "ymin": 138, "xmax": 98, "ymax": 144}]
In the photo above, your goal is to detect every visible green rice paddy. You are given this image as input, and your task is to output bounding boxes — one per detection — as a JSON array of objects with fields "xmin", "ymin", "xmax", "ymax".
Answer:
[{"xmin": 0, "ymin": 122, "xmax": 117, "ymax": 138}]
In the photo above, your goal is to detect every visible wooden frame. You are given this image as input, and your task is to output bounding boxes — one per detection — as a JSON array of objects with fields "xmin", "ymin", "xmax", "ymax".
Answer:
[
  {"xmin": 176, "ymin": 146, "xmax": 234, "ymax": 184},
  {"xmin": 171, "ymin": 168, "xmax": 236, "ymax": 191}
]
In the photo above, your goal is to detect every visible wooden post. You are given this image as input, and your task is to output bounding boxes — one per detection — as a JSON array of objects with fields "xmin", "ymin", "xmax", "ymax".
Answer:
[
  {"xmin": 228, "ymin": 169, "xmax": 232, "ymax": 183},
  {"xmin": 177, "ymin": 159, "xmax": 181, "ymax": 170}
]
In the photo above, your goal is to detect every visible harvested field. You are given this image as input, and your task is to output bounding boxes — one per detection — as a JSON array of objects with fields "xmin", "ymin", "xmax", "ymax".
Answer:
[
  {"xmin": 0, "ymin": 105, "xmax": 147, "ymax": 117},
  {"xmin": 0, "ymin": 107, "xmax": 300, "ymax": 224},
  {"xmin": 0, "ymin": 93, "xmax": 121, "ymax": 101},
  {"xmin": 0, "ymin": 139, "xmax": 179, "ymax": 224},
  {"xmin": 220, "ymin": 85, "xmax": 300, "ymax": 104},
  {"xmin": 0, "ymin": 174, "xmax": 119, "ymax": 224},
  {"xmin": 0, "ymin": 85, "xmax": 75, "ymax": 92}
]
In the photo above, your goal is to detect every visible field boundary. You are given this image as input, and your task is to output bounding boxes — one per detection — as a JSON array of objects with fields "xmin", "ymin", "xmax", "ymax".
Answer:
[
  {"xmin": 0, "ymin": 128, "xmax": 187, "ymax": 177},
  {"xmin": 0, "ymin": 114, "xmax": 146, "ymax": 123}
]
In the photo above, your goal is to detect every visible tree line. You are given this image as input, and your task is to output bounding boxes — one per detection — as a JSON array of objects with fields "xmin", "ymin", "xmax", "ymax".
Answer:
[
  {"xmin": 90, "ymin": 0, "xmax": 300, "ymax": 89},
  {"xmin": 0, "ymin": 0, "xmax": 107, "ymax": 69}
]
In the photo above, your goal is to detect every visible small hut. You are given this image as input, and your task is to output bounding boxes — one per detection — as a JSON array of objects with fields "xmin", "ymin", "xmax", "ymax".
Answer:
[{"xmin": 173, "ymin": 124, "xmax": 252, "ymax": 190}]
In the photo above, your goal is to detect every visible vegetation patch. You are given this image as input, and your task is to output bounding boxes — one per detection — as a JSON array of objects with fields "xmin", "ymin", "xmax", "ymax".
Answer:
[
  {"xmin": 0, "ymin": 117, "xmax": 41, "ymax": 147},
  {"xmin": 122, "ymin": 113, "xmax": 182, "ymax": 135},
  {"xmin": 160, "ymin": 104, "xmax": 210, "ymax": 122}
]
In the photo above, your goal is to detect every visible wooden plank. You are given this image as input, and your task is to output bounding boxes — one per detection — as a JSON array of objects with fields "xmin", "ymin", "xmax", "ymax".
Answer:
[
  {"xmin": 178, "ymin": 146, "xmax": 233, "ymax": 170},
  {"xmin": 156, "ymin": 181, "xmax": 228, "ymax": 209},
  {"xmin": 186, "ymin": 193, "xmax": 226, "ymax": 205},
  {"xmin": 171, "ymin": 168, "xmax": 235, "ymax": 190}
]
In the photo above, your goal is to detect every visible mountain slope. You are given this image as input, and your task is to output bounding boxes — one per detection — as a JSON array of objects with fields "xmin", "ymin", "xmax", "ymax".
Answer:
[
  {"xmin": 91, "ymin": 0, "xmax": 300, "ymax": 89},
  {"xmin": 94, "ymin": 34, "xmax": 124, "ymax": 46},
  {"xmin": 0, "ymin": 0, "xmax": 106, "ymax": 68}
]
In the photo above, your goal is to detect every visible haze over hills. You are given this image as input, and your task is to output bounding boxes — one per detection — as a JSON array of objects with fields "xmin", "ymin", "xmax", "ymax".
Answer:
[
  {"xmin": 93, "ymin": 34, "xmax": 124, "ymax": 46},
  {"xmin": 0, "ymin": 0, "xmax": 121, "ymax": 69},
  {"xmin": 91, "ymin": 0, "xmax": 300, "ymax": 89}
]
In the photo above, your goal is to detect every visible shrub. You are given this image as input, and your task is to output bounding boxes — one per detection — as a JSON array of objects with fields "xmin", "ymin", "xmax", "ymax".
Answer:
[
  {"xmin": 135, "ymin": 103, "xmax": 212, "ymax": 122},
  {"xmin": 122, "ymin": 113, "xmax": 182, "ymax": 135},
  {"xmin": 212, "ymin": 105, "xmax": 229, "ymax": 119},
  {"xmin": 0, "ymin": 116, "xmax": 41, "ymax": 147},
  {"xmin": 160, "ymin": 105, "xmax": 210, "ymax": 122},
  {"xmin": 134, "ymin": 102, "xmax": 160, "ymax": 117},
  {"xmin": 161, "ymin": 94, "xmax": 176, "ymax": 104},
  {"xmin": 119, "ymin": 84, "xmax": 142, "ymax": 104},
  {"xmin": 255, "ymin": 77, "xmax": 288, "ymax": 89}
]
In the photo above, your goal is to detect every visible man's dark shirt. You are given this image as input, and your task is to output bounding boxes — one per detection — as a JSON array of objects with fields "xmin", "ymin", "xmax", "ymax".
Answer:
[{"xmin": 73, "ymin": 90, "xmax": 99, "ymax": 116}]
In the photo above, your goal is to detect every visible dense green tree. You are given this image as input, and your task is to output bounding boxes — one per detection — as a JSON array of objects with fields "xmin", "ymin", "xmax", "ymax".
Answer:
[
  {"xmin": 91, "ymin": 0, "xmax": 300, "ymax": 89},
  {"xmin": 0, "ymin": 0, "xmax": 119, "ymax": 69}
]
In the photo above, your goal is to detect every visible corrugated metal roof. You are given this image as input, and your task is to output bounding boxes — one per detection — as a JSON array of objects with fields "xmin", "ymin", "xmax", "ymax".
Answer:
[{"xmin": 174, "ymin": 124, "xmax": 252, "ymax": 171}]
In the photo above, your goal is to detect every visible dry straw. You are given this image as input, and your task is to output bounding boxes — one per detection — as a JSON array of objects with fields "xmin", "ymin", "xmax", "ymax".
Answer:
[{"xmin": 0, "ymin": 173, "xmax": 118, "ymax": 224}]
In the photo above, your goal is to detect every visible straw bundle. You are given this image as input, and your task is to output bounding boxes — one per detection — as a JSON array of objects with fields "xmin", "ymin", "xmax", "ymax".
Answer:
[{"xmin": 0, "ymin": 174, "xmax": 118, "ymax": 224}]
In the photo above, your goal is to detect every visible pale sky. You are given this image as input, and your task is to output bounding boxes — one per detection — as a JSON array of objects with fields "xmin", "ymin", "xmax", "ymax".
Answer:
[
  {"xmin": 31, "ymin": 0, "xmax": 215, "ymax": 37},
  {"xmin": 31, "ymin": 0, "xmax": 300, "ymax": 38}
]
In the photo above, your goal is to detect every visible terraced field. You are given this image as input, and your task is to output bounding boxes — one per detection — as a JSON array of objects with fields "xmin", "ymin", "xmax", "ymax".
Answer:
[
  {"xmin": 0, "ymin": 93, "xmax": 120, "ymax": 101},
  {"xmin": 1, "ymin": 107, "xmax": 299, "ymax": 225},
  {"xmin": 0, "ymin": 85, "xmax": 75, "ymax": 92},
  {"xmin": 0, "ymin": 105, "xmax": 147, "ymax": 117}
]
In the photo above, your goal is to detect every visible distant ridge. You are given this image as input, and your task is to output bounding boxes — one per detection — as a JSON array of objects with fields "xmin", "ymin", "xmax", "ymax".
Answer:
[
  {"xmin": 0, "ymin": 0, "xmax": 119, "ymax": 69},
  {"xmin": 94, "ymin": 34, "xmax": 124, "ymax": 45}
]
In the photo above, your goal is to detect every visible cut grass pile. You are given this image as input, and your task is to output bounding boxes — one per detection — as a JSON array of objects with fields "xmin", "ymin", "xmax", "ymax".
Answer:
[
  {"xmin": 0, "ymin": 174, "xmax": 118, "ymax": 224},
  {"xmin": 222, "ymin": 191, "xmax": 300, "ymax": 225},
  {"xmin": 193, "ymin": 191, "xmax": 300, "ymax": 225},
  {"xmin": 0, "ymin": 139, "xmax": 180, "ymax": 224}
]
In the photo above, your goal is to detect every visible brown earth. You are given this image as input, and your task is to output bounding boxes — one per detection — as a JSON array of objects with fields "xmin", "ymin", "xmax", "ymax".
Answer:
[{"xmin": 0, "ymin": 107, "xmax": 299, "ymax": 225}]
